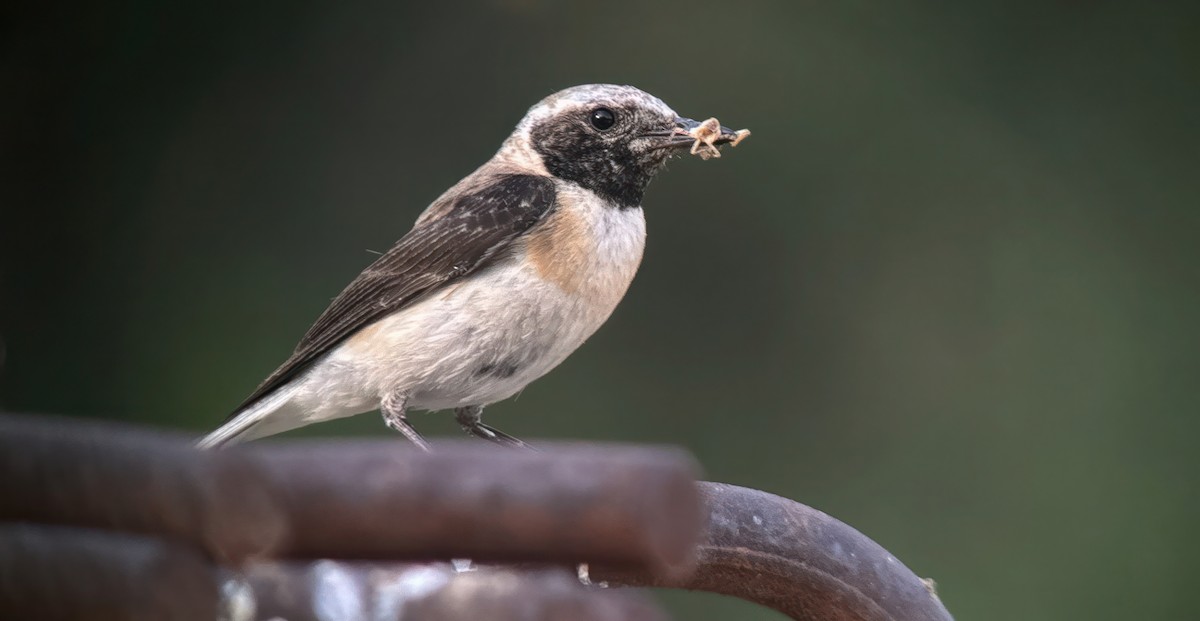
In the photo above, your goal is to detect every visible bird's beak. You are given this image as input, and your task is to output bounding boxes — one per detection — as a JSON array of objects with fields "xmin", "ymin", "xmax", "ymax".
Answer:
[{"xmin": 646, "ymin": 117, "xmax": 749, "ymax": 151}]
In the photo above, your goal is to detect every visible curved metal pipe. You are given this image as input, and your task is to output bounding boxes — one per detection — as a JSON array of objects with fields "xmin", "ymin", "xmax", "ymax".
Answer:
[
  {"xmin": 592, "ymin": 482, "xmax": 953, "ymax": 621},
  {"xmin": 1, "ymin": 414, "xmax": 953, "ymax": 620}
]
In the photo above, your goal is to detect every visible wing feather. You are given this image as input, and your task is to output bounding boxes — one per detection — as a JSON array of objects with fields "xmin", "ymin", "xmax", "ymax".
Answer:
[{"xmin": 230, "ymin": 173, "xmax": 558, "ymax": 414}]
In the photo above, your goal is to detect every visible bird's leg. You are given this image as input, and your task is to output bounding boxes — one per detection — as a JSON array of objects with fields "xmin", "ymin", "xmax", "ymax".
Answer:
[
  {"xmin": 454, "ymin": 405, "xmax": 535, "ymax": 450},
  {"xmin": 381, "ymin": 391, "xmax": 431, "ymax": 452}
]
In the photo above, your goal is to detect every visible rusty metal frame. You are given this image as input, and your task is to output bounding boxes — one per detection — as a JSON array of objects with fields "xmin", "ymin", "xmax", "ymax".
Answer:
[{"xmin": 0, "ymin": 414, "xmax": 952, "ymax": 620}]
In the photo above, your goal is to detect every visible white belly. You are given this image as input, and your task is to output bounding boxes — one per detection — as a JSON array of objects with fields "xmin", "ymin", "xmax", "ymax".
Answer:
[
  {"xmin": 290, "ymin": 188, "xmax": 645, "ymax": 419},
  {"xmin": 335, "ymin": 258, "xmax": 619, "ymax": 411}
]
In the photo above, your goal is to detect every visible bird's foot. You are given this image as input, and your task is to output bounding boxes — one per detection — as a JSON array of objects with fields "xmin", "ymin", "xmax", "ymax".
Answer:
[{"xmin": 455, "ymin": 406, "xmax": 537, "ymax": 451}]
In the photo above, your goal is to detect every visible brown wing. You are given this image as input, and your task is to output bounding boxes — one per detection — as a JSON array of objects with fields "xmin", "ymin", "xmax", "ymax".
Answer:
[{"xmin": 231, "ymin": 173, "xmax": 558, "ymax": 415}]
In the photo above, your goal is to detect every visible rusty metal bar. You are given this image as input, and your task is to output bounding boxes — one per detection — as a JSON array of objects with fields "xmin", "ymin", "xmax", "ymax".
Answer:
[
  {"xmin": 0, "ymin": 414, "xmax": 954, "ymax": 620},
  {"xmin": 591, "ymin": 482, "xmax": 954, "ymax": 621},
  {"xmin": 239, "ymin": 562, "xmax": 666, "ymax": 621},
  {"xmin": 0, "ymin": 415, "xmax": 702, "ymax": 574},
  {"xmin": 0, "ymin": 524, "xmax": 219, "ymax": 621},
  {"xmin": 0, "ymin": 414, "xmax": 287, "ymax": 563},
  {"xmin": 0, "ymin": 525, "xmax": 670, "ymax": 621},
  {"xmin": 254, "ymin": 441, "xmax": 701, "ymax": 575}
]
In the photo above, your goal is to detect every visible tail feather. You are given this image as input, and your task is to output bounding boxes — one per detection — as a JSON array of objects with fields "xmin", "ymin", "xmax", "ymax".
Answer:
[{"xmin": 196, "ymin": 383, "xmax": 303, "ymax": 449}]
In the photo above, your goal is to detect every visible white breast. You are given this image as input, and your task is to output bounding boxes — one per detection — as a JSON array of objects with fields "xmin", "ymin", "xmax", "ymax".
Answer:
[{"xmin": 294, "ymin": 184, "xmax": 646, "ymax": 418}]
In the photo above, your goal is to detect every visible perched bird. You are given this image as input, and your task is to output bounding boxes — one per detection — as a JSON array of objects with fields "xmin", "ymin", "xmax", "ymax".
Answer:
[{"xmin": 198, "ymin": 84, "xmax": 747, "ymax": 450}]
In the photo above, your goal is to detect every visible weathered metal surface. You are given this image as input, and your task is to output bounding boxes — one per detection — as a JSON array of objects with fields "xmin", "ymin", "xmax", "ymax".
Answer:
[
  {"xmin": 0, "ymin": 414, "xmax": 955, "ymax": 621},
  {"xmin": 0, "ymin": 414, "xmax": 286, "ymax": 563},
  {"xmin": 0, "ymin": 415, "xmax": 702, "ymax": 574},
  {"xmin": 592, "ymin": 482, "xmax": 953, "ymax": 621},
  {"xmin": 0, "ymin": 524, "xmax": 219, "ymax": 621},
  {"xmin": 255, "ymin": 441, "xmax": 701, "ymax": 576},
  {"xmin": 239, "ymin": 562, "xmax": 666, "ymax": 621}
]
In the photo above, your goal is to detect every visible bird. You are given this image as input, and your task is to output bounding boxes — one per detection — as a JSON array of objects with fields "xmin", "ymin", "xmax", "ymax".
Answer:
[{"xmin": 198, "ymin": 84, "xmax": 747, "ymax": 450}]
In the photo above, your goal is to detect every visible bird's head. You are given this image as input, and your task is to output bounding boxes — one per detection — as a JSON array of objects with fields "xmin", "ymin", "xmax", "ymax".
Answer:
[{"xmin": 500, "ymin": 84, "xmax": 745, "ymax": 208}]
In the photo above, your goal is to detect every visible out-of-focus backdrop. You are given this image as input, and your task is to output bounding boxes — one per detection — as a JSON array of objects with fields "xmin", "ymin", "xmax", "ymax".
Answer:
[{"xmin": 2, "ymin": 2, "xmax": 1197, "ymax": 619}]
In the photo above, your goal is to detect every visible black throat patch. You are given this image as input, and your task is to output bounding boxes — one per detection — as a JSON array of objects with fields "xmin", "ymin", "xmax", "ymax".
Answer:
[{"xmin": 530, "ymin": 123, "xmax": 656, "ymax": 209}]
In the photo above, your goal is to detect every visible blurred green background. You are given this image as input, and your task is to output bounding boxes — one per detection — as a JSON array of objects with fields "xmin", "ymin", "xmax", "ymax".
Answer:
[{"xmin": 2, "ymin": 1, "xmax": 1198, "ymax": 619}]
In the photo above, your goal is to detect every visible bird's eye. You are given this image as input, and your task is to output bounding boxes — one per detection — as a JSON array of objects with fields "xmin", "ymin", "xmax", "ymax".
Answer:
[{"xmin": 589, "ymin": 107, "xmax": 616, "ymax": 131}]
